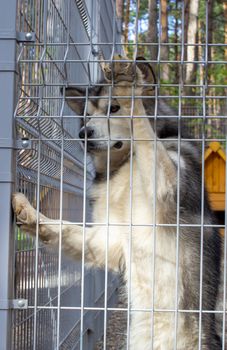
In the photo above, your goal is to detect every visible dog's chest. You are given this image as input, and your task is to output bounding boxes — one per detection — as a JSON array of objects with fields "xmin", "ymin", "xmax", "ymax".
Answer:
[
  {"xmin": 90, "ymin": 162, "xmax": 153, "ymax": 224},
  {"xmin": 90, "ymin": 166, "xmax": 180, "ymax": 305},
  {"xmin": 90, "ymin": 165, "xmax": 187, "ymax": 347}
]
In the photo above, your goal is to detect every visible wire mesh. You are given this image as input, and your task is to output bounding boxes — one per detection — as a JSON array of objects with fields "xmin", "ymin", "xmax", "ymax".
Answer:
[
  {"xmin": 12, "ymin": 0, "xmax": 120, "ymax": 349},
  {"xmin": 7, "ymin": 0, "xmax": 227, "ymax": 349}
]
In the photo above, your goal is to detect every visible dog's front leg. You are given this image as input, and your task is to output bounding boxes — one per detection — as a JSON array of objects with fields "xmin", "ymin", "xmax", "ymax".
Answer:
[
  {"xmin": 12, "ymin": 193, "xmax": 123, "ymax": 271},
  {"xmin": 132, "ymin": 100, "xmax": 177, "ymax": 201}
]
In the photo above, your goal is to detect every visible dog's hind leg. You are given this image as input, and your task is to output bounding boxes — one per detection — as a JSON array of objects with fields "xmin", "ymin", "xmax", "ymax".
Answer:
[{"xmin": 12, "ymin": 192, "xmax": 123, "ymax": 271}]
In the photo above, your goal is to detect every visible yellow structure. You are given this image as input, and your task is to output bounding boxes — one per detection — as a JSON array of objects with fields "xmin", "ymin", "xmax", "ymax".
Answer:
[{"xmin": 205, "ymin": 141, "xmax": 226, "ymax": 212}]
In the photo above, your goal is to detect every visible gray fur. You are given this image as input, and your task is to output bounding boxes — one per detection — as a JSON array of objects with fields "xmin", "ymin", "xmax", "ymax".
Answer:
[
  {"xmin": 12, "ymin": 57, "xmax": 222, "ymax": 349},
  {"xmin": 65, "ymin": 83, "xmax": 222, "ymax": 349}
]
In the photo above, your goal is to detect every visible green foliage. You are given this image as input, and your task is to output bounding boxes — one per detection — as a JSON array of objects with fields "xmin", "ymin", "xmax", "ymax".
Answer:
[
  {"xmin": 16, "ymin": 227, "xmax": 34, "ymax": 250},
  {"xmin": 122, "ymin": 0, "xmax": 227, "ymax": 138}
]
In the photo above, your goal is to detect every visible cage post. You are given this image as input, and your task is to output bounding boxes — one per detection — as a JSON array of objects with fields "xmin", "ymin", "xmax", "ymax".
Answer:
[{"xmin": 0, "ymin": 0, "xmax": 17, "ymax": 348}]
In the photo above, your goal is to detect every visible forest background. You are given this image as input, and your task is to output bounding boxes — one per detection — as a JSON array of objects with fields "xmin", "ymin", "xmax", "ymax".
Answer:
[{"xmin": 115, "ymin": 0, "xmax": 227, "ymax": 138}]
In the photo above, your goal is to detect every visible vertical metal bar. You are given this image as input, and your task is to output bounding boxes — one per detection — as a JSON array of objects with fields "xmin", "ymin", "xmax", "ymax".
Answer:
[
  {"xmin": 33, "ymin": 110, "xmax": 42, "ymax": 350},
  {"xmin": 173, "ymin": 1, "xmax": 185, "ymax": 347},
  {"xmin": 151, "ymin": 82, "xmax": 158, "ymax": 350},
  {"xmin": 222, "ymin": 137, "xmax": 227, "ymax": 349},
  {"xmin": 80, "ymin": 87, "xmax": 89, "ymax": 350},
  {"xmin": 0, "ymin": 0, "xmax": 17, "ymax": 348},
  {"xmin": 173, "ymin": 81, "xmax": 182, "ymax": 350},
  {"xmin": 198, "ymin": 86, "xmax": 206, "ymax": 350},
  {"xmin": 151, "ymin": 2, "xmax": 162, "ymax": 348},
  {"xmin": 126, "ymin": 83, "xmax": 135, "ymax": 350},
  {"xmin": 56, "ymin": 91, "xmax": 66, "ymax": 349},
  {"xmin": 103, "ymin": 86, "xmax": 111, "ymax": 350},
  {"xmin": 198, "ymin": 1, "xmax": 209, "ymax": 346},
  {"xmin": 103, "ymin": 6, "xmax": 117, "ymax": 349},
  {"xmin": 33, "ymin": 0, "xmax": 48, "ymax": 347},
  {"xmin": 125, "ymin": 3, "xmax": 139, "ymax": 348}
]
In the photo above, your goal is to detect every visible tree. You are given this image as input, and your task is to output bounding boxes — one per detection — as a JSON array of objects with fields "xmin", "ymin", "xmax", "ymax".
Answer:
[
  {"xmin": 123, "ymin": 0, "xmax": 131, "ymax": 55},
  {"xmin": 185, "ymin": 0, "xmax": 199, "ymax": 84},
  {"xmin": 160, "ymin": 0, "xmax": 169, "ymax": 80},
  {"xmin": 147, "ymin": 0, "xmax": 158, "ymax": 61},
  {"xmin": 116, "ymin": 0, "xmax": 124, "ymax": 20}
]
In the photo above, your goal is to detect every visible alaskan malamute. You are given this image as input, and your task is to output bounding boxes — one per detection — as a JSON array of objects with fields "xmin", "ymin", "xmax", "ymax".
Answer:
[{"xmin": 12, "ymin": 55, "xmax": 222, "ymax": 349}]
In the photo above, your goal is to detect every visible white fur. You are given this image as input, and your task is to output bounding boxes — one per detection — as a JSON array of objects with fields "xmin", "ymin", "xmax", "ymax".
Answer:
[{"xmin": 12, "ymin": 58, "xmax": 199, "ymax": 349}]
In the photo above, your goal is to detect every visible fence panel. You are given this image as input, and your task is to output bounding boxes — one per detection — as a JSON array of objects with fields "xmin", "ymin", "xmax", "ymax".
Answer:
[
  {"xmin": 1, "ymin": 0, "xmax": 227, "ymax": 349},
  {"xmin": 0, "ymin": 0, "xmax": 121, "ymax": 349}
]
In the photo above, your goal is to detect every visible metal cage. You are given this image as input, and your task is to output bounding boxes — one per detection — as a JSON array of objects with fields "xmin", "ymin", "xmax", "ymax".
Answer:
[{"xmin": 0, "ymin": 0, "xmax": 226, "ymax": 349}]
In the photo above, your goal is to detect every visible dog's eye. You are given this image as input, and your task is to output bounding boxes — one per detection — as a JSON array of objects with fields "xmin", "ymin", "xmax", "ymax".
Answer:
[{"xmin": 110, "ymin": 105, "xmax": 120, "ymax": 113}]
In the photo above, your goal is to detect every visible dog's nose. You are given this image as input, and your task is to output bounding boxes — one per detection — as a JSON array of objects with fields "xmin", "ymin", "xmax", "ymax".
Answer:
[{"xmin": 79, "ymin": 127, "xmax": 94, "ymax": 139}]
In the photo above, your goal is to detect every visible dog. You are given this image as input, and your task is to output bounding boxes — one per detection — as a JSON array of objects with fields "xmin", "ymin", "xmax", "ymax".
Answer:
[{"xmin": 12, "ymin": 55, "xmax": 222, "ymax": 349}]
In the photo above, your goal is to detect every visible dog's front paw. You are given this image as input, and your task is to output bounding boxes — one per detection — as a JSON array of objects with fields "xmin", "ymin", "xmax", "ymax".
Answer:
[{"xmin": 12, "ymin": 192, "xmax": 36, "ymax": 226}]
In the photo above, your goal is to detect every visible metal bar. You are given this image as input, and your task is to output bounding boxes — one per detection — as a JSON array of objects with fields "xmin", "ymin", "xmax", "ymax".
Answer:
[
  {"xmin": 222, "ymin": 137, "xmax": 227, "ymax": 349},
  {"xmin": 23, "ymin": 221, "xmax": 226, "ymax": 228},
  {"xmin": 13, "ymin": 93, "xmax": 227, "ymax": 99},
  {"xmin": 103, "ymin": 5, "xmax": 118, "ymax": 348},
  {"xmin": 11, "ymin": 136, "xmax": 227, "ymax": 142},
  {"xmin": 198, "ymin": 0, "xmax": 209, "ymax": 345},
  {"xmin": 79, "ymin": 87, "xmax": 89, "ymax": 350},
  {"xmin": 56, "ymin": 75, "xmax": 66, "ymax": 349},
  {"xmin": 8, "ymin": 0, "xmax": 227, "ymax": 349},
  {"xmin": 33, "ymin": 105, "xmax": 42, "ymax": 350},
  {"xmin": 103, "ymin": 83, "xmax": 111, "ymax": 350},
  {"xmin": 24, "ymin": 306, "xmax": 227, "ymax": 314},
  {"xmin": 173, "ymin": 1, "xmax": 185, "ymax": 346},
  {"xmin": 0, "ymin": 0, "xmax": 17, "ymax": 348},
  {"xmin": 8, "ymin": 41, "xmax": 227, "ymax": 47}
]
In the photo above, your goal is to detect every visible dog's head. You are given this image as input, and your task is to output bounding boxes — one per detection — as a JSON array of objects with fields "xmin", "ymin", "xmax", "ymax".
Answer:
[{"xmin": 64, "ymin": 55, "xmax": 156, "ymax": 174}]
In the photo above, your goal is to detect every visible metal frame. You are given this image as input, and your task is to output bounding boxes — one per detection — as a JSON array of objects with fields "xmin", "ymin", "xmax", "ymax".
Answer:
[
  {"xmin": 0, "ymin": 0, "xmax": 121, "ymax": 349},
  {"xmin": 0, "ymin": 0, "xmax": 17, "ymax": 349},
  {"xmin": 0, "ymin": 0, "xmax": 227, "ymax": 349}
]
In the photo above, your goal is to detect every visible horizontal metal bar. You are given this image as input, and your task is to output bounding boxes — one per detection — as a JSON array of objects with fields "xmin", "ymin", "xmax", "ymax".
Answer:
[
  {"xmin": 0, "ymin": 31, "xmax": 17, "ymax": 39},
  {"xmin": 17, "ymin": 58, "xmax": 227, "ymax": 64},
  {"xmin": 25, "ymin": 305, "xmax": 227, "ymax": 314},
  {"xmin": 14, "ymin": 113, "xmax": 227, "ymax": 119},
  {"xmin": 0, "ymin": 31, "xmax": 35, "ymax": 41},
  {"xmin": 9, "ymin": 137, "xmax": 227, "ymax": 143},
  {"xmin": 0, "ymin": 172, "xmax": 14, "ymax": 183},
  {"xmin": 17, "ymin": 82, "xmax": 227, "ymax": 88},
  {"xmin": 0, "ymin": 139, "xmax": 14, "ymax": 149},
  {"xmin": 11, "ymin": 41, "xmax": 227, "ymax": 47},
  {"xmin": 0, "ymin": 61, "xmax": 16, "ymax": 72},
  {"xmin": 16, "ymin": 220, "xmax": 226, "ymax": 228},
  {"xmin": 15, "ymin": 95, "xmax": 227, "ymax": 100}
]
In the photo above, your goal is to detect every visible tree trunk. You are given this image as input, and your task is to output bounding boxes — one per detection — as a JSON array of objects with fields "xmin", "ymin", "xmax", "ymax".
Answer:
[
  {"xmin": 147, "ymin": 0, "xmax": 158, "ymax": 62},
  {"xmin": 160, "ymin": 0, "xmax": 169, "ymax": 81},
  {"xmin": 207, "ymin": 0, "xmax": 214, "ymax": 116},
  {"xmin": 184, "ymin": 0, "xmax": 190, "ymax": 62},
  {"xmin": 224, "ymin": 3, "xmax": 227, "ymax": 61},
  {"xmin": 207, "ymin": 0, "xmax": 214, "ymax": 64},
  {"xmin": 174, "ymin": 0, "xmax": 179, "ymax": 81},
  {"xmin": 123, "ymin": 0, "xmax": 130, "ymax": 56},
  {"xmin": 185, "ymin": 0, "xmax": 199, "ymax": 84},
  {"xmin": 223, "ymin": 2, "xmax": 227, "ymax": 118},
  {"xmin": 116, "ymin": 0, "xmax": 124, "ymax": 20}
]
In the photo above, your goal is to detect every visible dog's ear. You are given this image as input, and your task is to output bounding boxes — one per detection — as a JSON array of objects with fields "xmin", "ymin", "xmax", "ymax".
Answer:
[
  {"xmin": 136, "ymin": 56, "xmax": 156, "ymax": 89},
  {"xmin": 63, "ymin": 87, "xmax": 86, "ymax": 115}
]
